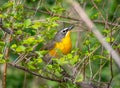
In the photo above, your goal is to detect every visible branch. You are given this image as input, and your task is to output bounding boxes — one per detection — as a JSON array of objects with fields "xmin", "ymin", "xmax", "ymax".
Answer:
[
  {"xmin": 24, "ymin": 6, "xmax": 81, "ymax": 21},
  {"xmin": 93, "ymin": 20, "xmax": 120, "ymax": 27},
  {"xmin": 24, "ymin": 6, "xmax": 120, "ymax": 28},
  {"xmin": 2, "ymin": 64, "xmax": 7, "ymax": 88},
  {"xmin": 67, "ymin": 0, "xmax": 120, "ymax": 68},
  {"xmin": 8, "ymin": 62, "xmax": 99, "ymax": 88},
  {"xmin": 2, "ymin": 32, "xmax": 12, "ymax": 88},
  {"xmin": 8, "ymin": 63, "xmax": 62, "ymax": 83}
]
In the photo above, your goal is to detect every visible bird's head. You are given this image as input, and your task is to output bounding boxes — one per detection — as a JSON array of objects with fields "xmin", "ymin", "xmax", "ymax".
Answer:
[{"xmin": 55, "ymin": 25, "xmax": 74, "ymax": 42}]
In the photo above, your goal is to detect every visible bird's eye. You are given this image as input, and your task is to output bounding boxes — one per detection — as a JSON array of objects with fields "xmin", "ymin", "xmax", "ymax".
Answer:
[{"xmin": 63, "ymin": 30, "xmax": 66, "ymax": 32}]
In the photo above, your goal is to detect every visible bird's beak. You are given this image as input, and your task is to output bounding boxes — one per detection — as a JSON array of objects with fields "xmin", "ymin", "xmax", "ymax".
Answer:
[
  {"xmin": 68, "ymin": 25, "xmax": 74, "ymax": 31},
  {"xmin": 65, "ymin": 25, "xmax": 74, "ymax": 37}
]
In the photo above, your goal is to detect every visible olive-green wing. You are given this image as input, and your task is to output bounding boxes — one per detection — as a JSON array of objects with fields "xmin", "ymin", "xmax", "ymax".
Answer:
[{"xmin": 41, "ymin": 40, "xmax": 56, "ymax": 50}]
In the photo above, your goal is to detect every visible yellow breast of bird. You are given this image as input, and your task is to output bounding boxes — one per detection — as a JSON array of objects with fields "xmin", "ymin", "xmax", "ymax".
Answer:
[{"xmin": 49, "ymin": 32, "xmax": 72, "ymax": 57}]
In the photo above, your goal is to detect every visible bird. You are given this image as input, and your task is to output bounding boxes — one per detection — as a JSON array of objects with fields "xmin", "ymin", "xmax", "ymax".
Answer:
[{"xmin": 41, "ymin": 25, "xmax": 74, "ymax": 63}]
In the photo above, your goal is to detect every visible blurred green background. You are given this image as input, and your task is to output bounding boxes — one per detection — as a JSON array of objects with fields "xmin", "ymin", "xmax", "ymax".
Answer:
[{"xmin": 0, "ymin": 0, "xmax": 120, "ymax": 88}]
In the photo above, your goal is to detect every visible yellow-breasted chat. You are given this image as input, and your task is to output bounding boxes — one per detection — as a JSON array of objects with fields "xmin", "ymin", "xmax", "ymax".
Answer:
[{"xmin": 42, "ymin": 25, "xmax": 74, "ymax": 63}]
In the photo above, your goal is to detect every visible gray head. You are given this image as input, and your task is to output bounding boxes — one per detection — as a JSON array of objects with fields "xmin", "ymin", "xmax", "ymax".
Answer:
[{"xmin": 54, "ymin": 25, "xmax": 74, "ymax": 42}]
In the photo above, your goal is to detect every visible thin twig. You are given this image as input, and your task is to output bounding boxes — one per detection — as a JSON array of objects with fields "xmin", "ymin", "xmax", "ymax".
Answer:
[
  {"xmin": 88, "ymin": 44, "xmax": 93, "ymax": 79},
  {"xmin": 93, "ymin": 61, "xmax": 107, "ymax": 79},
  {"xmin": 93, "ymin": 20, "xmax": 120, "ymax": 27},
  {"xmin": 23, "ymin": 72, "xmax": 27, "ymax": 88},
  {"xmin": 98, "ymin": 46, "xmax": 104, "ymax": 84},
  {"xmin": 83, "ymin": 60, "xmax": 86, "ymax": 80},
  {"xmin": 107, "ymin": 56, "xmax": 113, "ymax": 88},
  {"xmin": 91, "ymin": 0, "xmax": 107, "ymax": 26},
  {"xmin": 107, "ymin": 26, "xmax": 114, "ymax": 88},
  {"xmin": 32, "ymin": 0, "xmax": 42, "ymax": 19}
]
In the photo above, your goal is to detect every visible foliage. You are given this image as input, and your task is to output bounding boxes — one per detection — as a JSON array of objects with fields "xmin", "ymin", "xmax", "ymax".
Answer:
[{"xmin": 0, "ymin": 0, "xmax": 120, "ymax": 88}]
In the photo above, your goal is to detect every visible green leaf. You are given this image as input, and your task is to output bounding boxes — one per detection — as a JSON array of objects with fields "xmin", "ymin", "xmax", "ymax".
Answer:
[
  {"xmin": 16, "ymin": 30, "xmax": 23, "ymax": 35},
  {"xmin": 91, "ymin": 12, "xmax": 99, "ymax": 19},
  {"xmin": 72, "ymin": 55, "xmax": 79, "ymax": 64},
  {"xmin": 11, "ymin": 44, "xmax": 17, "ymax": 49},
  {"xmin": 31, "ymin": 22, "xmax": 42, "ymax": 29},
  {"xmin": 84, "ymin": 40, "xmax": 90, "ymax": 45},
  {"xmin": 50, "ymin": 17, "xmax": 59, "ymax": 21},
  {"xmin": 0, "ymin": 59, "xmax": 6, "ymax": 64},
  {"xmin": 58, "ymin": 57, "xmax": 68, "ymax": 65},
  {"xmin": 47, "ymin": 64, "xmax": 53, "ymax": 69},
  {"xmin": 75, "ymin": 74, "xmax": 83, "ymax": 82},
  {"xmin": 35, "ymin": 50, "xmax": 48, "ymax": 58},
  {"xmin": 27, "ymin": 61, "xmax": 36, "ymax": 70},
  {"xmin": 23, "ymin": 28, "xmax": 36, "ymax": 35},
  {"xmin": 23, "ymin": 19, "xmax": 32, "ymax": 28},
  {"xmin": 0, "ymin": 14, "xmax": 3, "ymax": 18},
  {"xmin": 103, "ymin": 29, "xmax": 110, "ymax": 34},
  {"xmin": 0, "ymin": 41, "xmax": 5, "ymax": 46},
  {"xmin": 36, "ymin": 35, "xmax": 44, "ymax": 42},
  {"xmin": 23, "ymin": 37, "xmax": 35, "ymax": 44},
  {"xmin": 51, "ymin": 22, "xmax": 59, "ymax": 27},
  {"xmin": 36, "ymin": 58, "xmax": 43, "ymax": 63},
  {"xmin": 117, "ymin": 44, "xmax": 120, "ymax": 48},
  {"xmin": 106, "ymin": 37, "xmax": 114, "ymax": 42},
  {"xmin": 47, "ymin": 17, "xmax": 59, "ymax": 22},
  {"xmin": 38, "ymin": 70, "xmax": 42, "ymax": 74},
  {"xmin": 16, "ymin": 45, "xmax": 26, "ymax": 52},
  {"xmin": 45, "ymin": 17, "xmax": 59, "ymax": 29},
  {"xmin": 92, "ymin": 55, "xmax": 106, "ymax": 60},
  {"xmin": 47, "ymin": 80, "xmax": 58, "ymax": 87},
  {"xmin": 67, "ymin": 54, "xmax": 73, "ymax": 59},
  {"xmin": 2, "ymin": 1, "xmax": 13, "ymax": 9},
  {"xmin": 0, "ymin": 54, "xmax": 6, "ymax": 63},
  {"xmin": 51, "ymin": 6, "xmax": 65, "ymax": 14}
]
